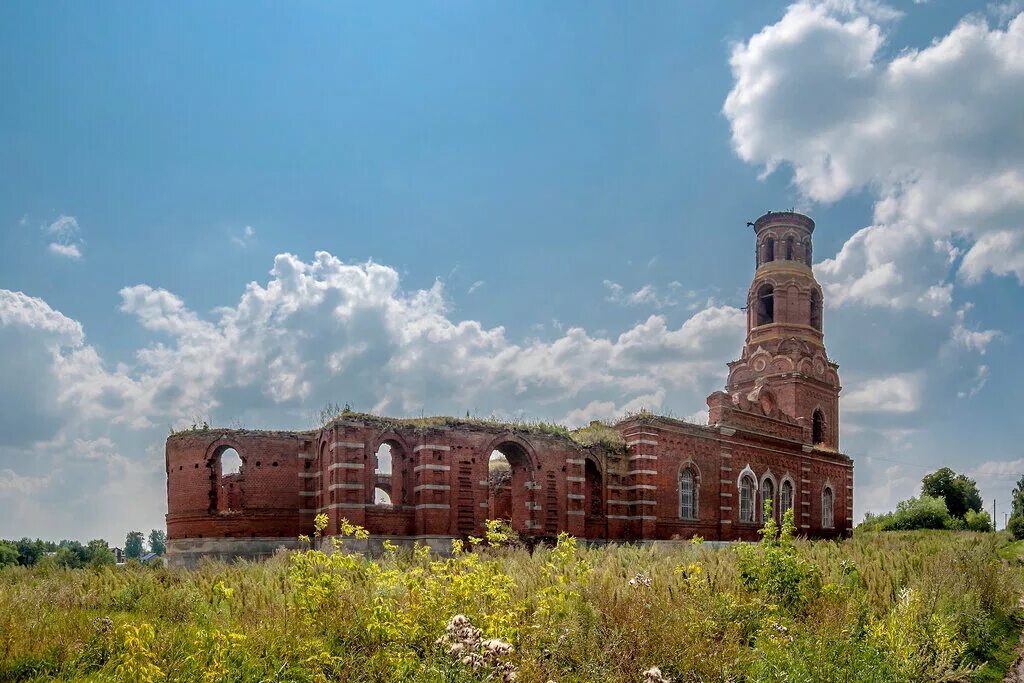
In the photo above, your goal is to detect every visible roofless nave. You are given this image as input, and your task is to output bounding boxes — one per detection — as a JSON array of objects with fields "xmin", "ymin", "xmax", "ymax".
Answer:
[{"xmin": 165, "ymin": 211, "xmax": 853, "ymax": 567}]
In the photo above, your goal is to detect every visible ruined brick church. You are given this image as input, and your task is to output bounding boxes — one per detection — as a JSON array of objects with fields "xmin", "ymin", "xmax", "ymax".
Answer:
[{"xmin": 166, "ymin": 211, "xmax": 854, "ymax": 566}]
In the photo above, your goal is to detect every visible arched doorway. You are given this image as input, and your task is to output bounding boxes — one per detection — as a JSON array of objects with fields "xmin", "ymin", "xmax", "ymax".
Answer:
[
  {"xmin": 485, "ymin": 440, "xmax": 538, "ymax": 536},
  {"xmin": 584, "ymin": 457, "xmax": 605, "ymax": 539}
]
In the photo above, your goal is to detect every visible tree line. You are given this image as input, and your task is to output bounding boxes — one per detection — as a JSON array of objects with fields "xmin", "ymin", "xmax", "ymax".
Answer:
[
  {"xmin": 0, "ymin": 529, "xmax": 166, "ymax": 569},
  {"xmin": 1008, "ymin": 475, "xmax": 1024, "ymax": 539},
  {"xmin": 859, "ymin": 467, "xmax": 993, "ymax": 531}
]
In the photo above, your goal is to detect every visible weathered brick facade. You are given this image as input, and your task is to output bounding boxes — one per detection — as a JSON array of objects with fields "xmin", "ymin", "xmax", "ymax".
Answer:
[{"xmin": 166, "ymin": 211, "xmax": 854, "ymax": 567}]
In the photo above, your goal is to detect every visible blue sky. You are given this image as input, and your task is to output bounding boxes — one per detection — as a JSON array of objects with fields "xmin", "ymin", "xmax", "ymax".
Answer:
[{"xmin": 2, "ymin": 0, "xmax": 1023, "ymax": 542}]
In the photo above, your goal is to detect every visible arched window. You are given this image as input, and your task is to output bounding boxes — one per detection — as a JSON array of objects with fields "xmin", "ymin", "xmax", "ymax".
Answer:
[
  {"xmin": 739, "ymin": 474, "xmax": 756, "ymax": 523},
  {"xmin": 765, "ymin": 237, "xmax": 775, "ymax": 263},
  {"xmin": 780, "ymin": 479, "xmax": 794, "ymax": 519},
  {"xmin": 755, "ymin": 284, "xmax": 774, "ymax": 326},
  {"xmin": 374, "ymin": 444, "xmax": 393, "ymax": 475},
  {"xmin": 679, "ymin": 468, "xmax": 698, "ymax": 520},
  {"xmin": 822, "ymin": 487, "xmax": 834, "ymax": 528},
  {"xmin": 371, "ymin": 443, "xmax": 394, "ymax": 504},
  {"xmin": 761, "ymin": 477, "xmax": 775, "ymax": 521},
  {"xmin": 215, "ymin": 447, "xmax": 243, "ymax": 513},
  {"xmin": 785, "ymin": 236, "xmax": 794, "ymax": 260},
  {"xmin": 812, "ymin": 409, "xmax": 825, "ymax": 445},
  {"xmin": 810, "ymin": 289, "xmax": 823, "ymax": 331},
  {"xmin": 221, "ymin": 448, "xmax": 241, "ymax": 475}
]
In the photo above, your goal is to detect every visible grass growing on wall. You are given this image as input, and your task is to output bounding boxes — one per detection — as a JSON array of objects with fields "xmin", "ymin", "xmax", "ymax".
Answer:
[{"xmin": 0, "ymin": 518, "xmax": 1021, "ymax": 682}]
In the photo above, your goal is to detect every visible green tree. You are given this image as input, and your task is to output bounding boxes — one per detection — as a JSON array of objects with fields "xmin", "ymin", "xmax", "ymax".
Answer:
[
  {"xmin": 1012, "ymin": 475, "xmax": 1024, "ymax": 518},
  {"xmin": 125, "ymin": 531, "xmax": 145, "ymax": 559},
  {"xmin": 148, "ymin": 529, "xmax": 167, "ymax": 556},
  {"xmin": 886, "ymin": 495, "xmax": 951, "ymax": 530},
  {"xmin": 0, "ymin": 541, "xmax": 19, "ymax": 568},
  {"xmin": 1009, "ymin": 514, "xmax": 1024, "ymax": 541},
  {"xmin": 86, "ymin": 539, "xmax": 116, "ymax": 567},
  {"xmin": 52, "ymin": 540, "xmax": 89, "ymax": 569},
  {"xmin": 921, "ymin": 467, "xmax": 983, "ymax": 519},
  {"xmin": 15, "ymin": 537, "xmax": 54, "ymax": 566},
  {"xmin": 964, "ymin": 509, "xmax": 993, "ymax": 532}
]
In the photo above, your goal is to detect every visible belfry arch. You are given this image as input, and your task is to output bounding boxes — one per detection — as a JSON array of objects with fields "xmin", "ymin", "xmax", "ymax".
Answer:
[
  {"xmin": 812, "ymin": 409, "xmax": 826, "ymax": 446},
  {"xmin": 754, "ymin": 283, "xmax": 774, "ymax": 327},
  {"xmin": 810, "ymin": 289, "xmax": 823, "ymax": 331}
]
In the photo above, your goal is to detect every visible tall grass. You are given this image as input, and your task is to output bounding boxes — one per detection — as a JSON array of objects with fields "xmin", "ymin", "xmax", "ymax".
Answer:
[{"xmin": 0, "ymin": 526, "xmax": 1019, "ymax": 682}]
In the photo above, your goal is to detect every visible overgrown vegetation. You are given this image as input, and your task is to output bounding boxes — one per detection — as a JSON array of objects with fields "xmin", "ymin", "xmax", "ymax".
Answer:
[
  {"xmin": 313, "ymin": 402, "xmax": 634, "ymax": 454},
  {"xmin": 1008, "ymin": 475, "xmax": 1024, "ymax": 541},
  {"xmin": 860, "ymin": 468, "xmax": 993, "ymax": 533},
  {"xmin": 175, "ymin": 401, "xmax": 681, "ymax": 457},
  {"xmin": 1, "ymin": 515, "xmax": 1021, "ymax": 682},
  {"xmin": 0, "ymin": 538, "xmax": 117, "ymax": 569}
]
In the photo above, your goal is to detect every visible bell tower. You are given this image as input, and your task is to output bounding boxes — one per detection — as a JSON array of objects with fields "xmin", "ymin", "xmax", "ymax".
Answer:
[{"xmin": 724, "ymin": 211, "xmax": 841, "ymax": 449}]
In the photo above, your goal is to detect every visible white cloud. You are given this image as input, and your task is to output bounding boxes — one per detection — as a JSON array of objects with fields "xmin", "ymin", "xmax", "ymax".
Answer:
[
  {"xmin": 0, "ymin": 252, "xmax": 751, "ymax": 540},
  {"xmin": 0, "ymin": 468, "xmax": 50, "ymax": 495},
  {"xmin": 32, "ymin": 252, "xmax": 742, "ymax": 425},
  {"xmin": 950, "ymin": 304, "xmax": 1001, "ymax": 354},
  {"xmin": 725, "ymin": 3, "xmax": 1024, "ymax": 310},
  {"xmin": 843, "ymin": 372, "xmax": 922, "ymax": 413},
  {"xmin": 957, "ymin": 364, "xmax": 990, "ymax": 399},
  {"xmin": 685, "ymin": 408, "xmax": 710, "ymax": 425},
  {"xmin": 48, "ymin": 243, "xmax": 82, "ymax": 260},
  {"xmin": 857, "ymin": 463, "xmax": 919, "ymax": 518},
  {"xmin": 561, "ymin": 390, "xmax": 667, "ymax": 427},
  {"xmin": 43, "ymin": 215, "xmax": 84, "ymax": 260},
  {"xmin": 231, "ymin": 225, "xmax": 256, "ymax": 248},
  {"xmin": 468, "ymin": 280, "xmax": 485, "ymax": 295},
  {"xmin": 971, "ymin": 457, "xmax": 1024, "ymax": 479},
  {"xmin": 603, "ymin": 280, "xmax": 689, "ymax": 308},
  {"xmin": 960, "ymin": 230, "xmax": 1024, "ymax": 284}
]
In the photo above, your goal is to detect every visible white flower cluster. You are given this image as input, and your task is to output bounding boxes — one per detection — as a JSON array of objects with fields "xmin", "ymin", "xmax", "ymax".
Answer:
[
  {"xmin": 643, "ymin": 666, "xmax": 672, "ymax": 682},
  {"xmin": 437, "ymin": 614, "xmax": 518, "ymax": 681},
  {"xmin": 628, "ymin": 572, "xmax": 653, "ymax": 588}
]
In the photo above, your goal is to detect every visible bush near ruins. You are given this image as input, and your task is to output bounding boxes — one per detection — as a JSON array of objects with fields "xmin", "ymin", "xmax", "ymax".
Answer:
[
  {"xmin": 0, "ymin": 519, "xmax": 1021, "ymax": 682},
  {"xmin": 860, "ymin": 468, "xmax": 994, "ymax": 533}
]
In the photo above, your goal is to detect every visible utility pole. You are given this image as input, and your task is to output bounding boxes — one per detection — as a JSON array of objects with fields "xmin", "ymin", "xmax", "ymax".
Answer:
[
  {"xmin": 993, "ymin": 499, "xmax": 996, "ymax": 529},
  {"xmin": 1005, "ymin": 512, "xmax": 1009, "ymax": 531}
]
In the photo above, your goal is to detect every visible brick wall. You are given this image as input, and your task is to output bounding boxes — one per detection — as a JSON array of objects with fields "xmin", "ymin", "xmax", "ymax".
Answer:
[{"xmin": 164, "ymin": 210, "xmax": 856, "ymax": 560}]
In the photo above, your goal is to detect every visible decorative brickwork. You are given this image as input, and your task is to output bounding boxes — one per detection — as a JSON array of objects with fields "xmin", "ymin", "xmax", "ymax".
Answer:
[{"xmin": 166, "ymin": 211, "xmax": 854, "ymax": 567}]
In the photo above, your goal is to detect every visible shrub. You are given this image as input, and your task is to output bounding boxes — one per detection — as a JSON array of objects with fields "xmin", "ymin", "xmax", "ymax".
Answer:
[
  {"xmin": 0, "ymin": 522, "xmax": 1020, "ymax": 681},
  {"xmin": 964, "ymin": 509, "xmax": 993, "ymax": 532},
  {"xmin": 1009, "ymin": 514, "xmax": 1024, "ymax": 540},
  {"xmin": 736, "ymin": 504, "xmax": 821, "ymax": 610},
  {"xmin": 0, "ymin": 541, "xmax": 18, "ymax": 568},
  {"xmin": 872, "ymin": 494, "xmax": 952, "ymax": 531}
]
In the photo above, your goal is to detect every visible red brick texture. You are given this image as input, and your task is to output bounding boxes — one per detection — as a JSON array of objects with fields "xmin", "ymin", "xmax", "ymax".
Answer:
[{"xmin": 165, "ymin": 210, "xmax": 854, "ymax": 559}]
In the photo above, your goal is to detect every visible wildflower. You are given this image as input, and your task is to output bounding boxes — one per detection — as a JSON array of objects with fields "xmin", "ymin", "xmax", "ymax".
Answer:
[
  {"xmin": 482, "ymin": 638, "xmax": 514, "ymax": 656},
  {"xmin": 438, "ymin": 614, "xmax": 518, "ymax": 681},
  {"xmin": 92, "ymin": 616, "xmax": 114, "ymax": 634},
  {"xmin": 643, "ymin": 666, "xmax": 672, "ymax": 682},
  {"xmin": 629, "ymin": 572, "xmax": 653, "ymax": 588}
]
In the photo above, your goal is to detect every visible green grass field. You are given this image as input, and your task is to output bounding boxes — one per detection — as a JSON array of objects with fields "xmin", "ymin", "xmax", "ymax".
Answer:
[
  {"xmin": 998, "ymin": 539, "xmax": 1024, "ymax": 563},
  {"xmin": 0, "ymin": 521, "xmax": 1021, "ymax": 682}
]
